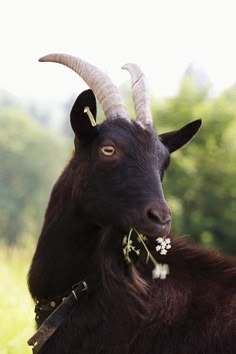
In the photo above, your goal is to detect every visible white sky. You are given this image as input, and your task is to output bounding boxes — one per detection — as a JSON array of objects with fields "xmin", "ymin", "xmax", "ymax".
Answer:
[{"xmin": 1, "ymin": 0, "xmax": 236, "ymax": 103}]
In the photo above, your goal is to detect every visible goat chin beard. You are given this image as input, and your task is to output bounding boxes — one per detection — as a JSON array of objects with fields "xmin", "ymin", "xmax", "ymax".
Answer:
[{"xmin": 99, "ymin": 227, "xmax": 151, "ymax": 321}]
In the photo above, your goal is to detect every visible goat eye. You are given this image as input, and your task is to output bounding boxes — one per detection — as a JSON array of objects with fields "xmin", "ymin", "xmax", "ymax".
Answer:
[{"xmin": 101, "ymin": 146, "xmax": 115, "ymax": 156}]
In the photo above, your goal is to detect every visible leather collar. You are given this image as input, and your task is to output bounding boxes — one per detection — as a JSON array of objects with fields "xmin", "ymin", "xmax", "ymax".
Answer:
[{"xmin": 28, "ymin": 281, "xmax": 88, "ymax": 353}]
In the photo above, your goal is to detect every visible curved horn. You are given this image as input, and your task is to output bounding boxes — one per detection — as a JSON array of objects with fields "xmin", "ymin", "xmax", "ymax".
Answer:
[
  {"xmin": 39, "ymin": 53, "xmax": 129, "ymax": 120},
  {"xmin": 122, "ymin": 63, "xmax": 153, "ymax": 125}
]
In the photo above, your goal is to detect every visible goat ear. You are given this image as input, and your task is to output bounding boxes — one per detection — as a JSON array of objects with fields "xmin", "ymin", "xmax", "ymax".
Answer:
[
  {"xmin": 159, "ymin": 119, "xmax": 202, "ymax": 153},
  {"xmin": 70, "ymin": 89, "xmax": 98, "ymax": 141}
]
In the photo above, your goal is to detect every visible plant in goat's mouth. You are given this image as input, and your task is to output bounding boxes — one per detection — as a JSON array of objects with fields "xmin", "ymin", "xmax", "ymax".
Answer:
[{"xmin": 123, "ymin": 228, "xmax": 171, "ymax": 279}]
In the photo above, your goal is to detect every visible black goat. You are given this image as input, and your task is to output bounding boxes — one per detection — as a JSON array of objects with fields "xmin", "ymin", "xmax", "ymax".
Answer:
[{"xmin": 28, "ymin": 54, "xmax": 236, "ymax": 354}]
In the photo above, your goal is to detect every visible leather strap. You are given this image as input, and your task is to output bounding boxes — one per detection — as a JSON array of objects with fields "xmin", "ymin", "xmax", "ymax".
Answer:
[{"xmin": 28, "ymin": 281, "xmax": 88, "ymax": 353}]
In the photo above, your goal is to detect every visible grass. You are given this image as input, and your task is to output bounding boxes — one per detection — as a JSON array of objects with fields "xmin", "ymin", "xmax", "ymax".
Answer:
[{"xmin": 0, "ymin": 241, "xmax": 35, "ymax": 354}]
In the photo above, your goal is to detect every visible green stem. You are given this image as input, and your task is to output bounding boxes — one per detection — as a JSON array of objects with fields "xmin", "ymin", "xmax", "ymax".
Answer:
[
  {"xmin": 127, "ymin": 228, "xmax": 133, "ymax": 245},
  {"xmin": 124, "ymin": 228, "xmax": 134, "ymax": 263},
  {"xmin": 133, "ymin": 229, "xmax": 159, "ymax": 266}
]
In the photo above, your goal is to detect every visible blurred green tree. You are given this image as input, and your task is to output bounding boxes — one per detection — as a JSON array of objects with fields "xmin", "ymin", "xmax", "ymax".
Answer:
[
  {"xmin": 0, "ymin": 108, "xmax": 69, "ymax": 244},
  {"xmin": 152, "ymin": 70, "xmax": 236, "ymax": 254}
]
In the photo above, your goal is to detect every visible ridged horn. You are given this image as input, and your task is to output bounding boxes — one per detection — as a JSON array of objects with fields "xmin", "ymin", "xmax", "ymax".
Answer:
[
  {"xmin": 122, "ymin": 63, "xmax": 153, "ymax": 125},
  {"xmin": 39, "ymin": 53, "xmax": 129, "ymax": 120}
]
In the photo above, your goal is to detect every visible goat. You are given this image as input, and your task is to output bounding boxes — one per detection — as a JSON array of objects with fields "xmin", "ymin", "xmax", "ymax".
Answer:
[{"xmin": 28, "ymin": 54, "xmax": 236, "ymax": 354}]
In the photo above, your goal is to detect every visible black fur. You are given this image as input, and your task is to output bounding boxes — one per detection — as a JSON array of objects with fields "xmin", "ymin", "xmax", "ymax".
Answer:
[{"xmin": 28, "ymin": 91, "xmax": 236, "ymax": 353}]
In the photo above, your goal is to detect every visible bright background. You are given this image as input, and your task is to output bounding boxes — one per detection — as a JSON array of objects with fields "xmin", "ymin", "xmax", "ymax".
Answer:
[
  {"xmin": 1, "ymin": 0, "xmax": 236, "ymax": 101},
  {"xmin": 0, "ymin": 1, "xmax": 236, "ymax": 353}
]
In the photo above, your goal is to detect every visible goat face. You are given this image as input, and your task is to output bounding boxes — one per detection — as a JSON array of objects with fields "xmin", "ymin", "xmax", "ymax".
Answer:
[{"xmin": 70, "ymin": 89, "xmax": 201, "ymax": 239}]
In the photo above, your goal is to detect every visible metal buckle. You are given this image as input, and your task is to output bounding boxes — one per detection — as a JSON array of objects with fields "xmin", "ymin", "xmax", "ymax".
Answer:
[
  {"xmin": 72, "ymin": 281, "xmax": 88, "ymax": 300},
  {"xmin": 81, "ymin": 281, "xmax": 88, "ymax": 291}
]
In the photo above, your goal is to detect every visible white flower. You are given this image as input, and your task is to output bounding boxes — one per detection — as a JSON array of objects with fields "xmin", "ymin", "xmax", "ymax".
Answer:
[
  {"xmin": 161, "ymin": 242, "xmax": 167, "ymax": 249},
  {"xmin": 152, "ymin": 263, "xmax": 170, "ymax": 279},
  {"xmin": 155, "ymin": 245, "xmax": 161, "ymax": 252},
  {"xmin": 155, "ymin": 237, "xmax": 172, "ymax": 255},
  {"xmin": 123, "ymin": 229, "xmax": 170, "ymax": 281}
]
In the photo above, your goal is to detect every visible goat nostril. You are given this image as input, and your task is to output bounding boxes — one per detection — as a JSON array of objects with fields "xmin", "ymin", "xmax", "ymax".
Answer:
[
  {"xmin": 147, "ymin": 208, "xmax": 171, "ymax": 225},
  {"xmin": 148, "ymin": 209, "xmax": 160, "ymax": 224}
]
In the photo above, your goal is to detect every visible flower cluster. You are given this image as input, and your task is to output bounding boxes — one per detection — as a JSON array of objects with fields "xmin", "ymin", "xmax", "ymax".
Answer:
[
  {"xmin": 123, "ymin": 233, "xmax": 140, "ymax": 264},
  {"xmin": 123, "ymin": 229, "xmax": 171, "ymax": 280},
  {"xmin": 155, "ymin": 237, "xmax": 171, "ymax": 255},
  {"xmin": 152, "ymin": 263, "xmax": 170, "ymax": 279}
]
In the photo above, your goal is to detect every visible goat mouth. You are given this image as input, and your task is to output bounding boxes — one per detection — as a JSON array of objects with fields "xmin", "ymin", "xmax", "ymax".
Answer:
[
  {"xmin": 97, "ymin": 219, "xmax": 171, "ymax": 240},
  {"xmin": 132, "ymin": 221, "xmax": 171, "ymax": 240}
]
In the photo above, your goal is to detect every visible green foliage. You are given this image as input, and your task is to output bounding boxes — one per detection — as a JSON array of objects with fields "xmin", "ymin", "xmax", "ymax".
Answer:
[
  {"xmin": 0, "ymin": 108, "xmax": 69, "ymax": 244},
  {"xmin": 0, "ymin": 241, "xmax": 34, "ymax": 354},
  {"xmin": 152, "ymin": 72, "xmax": 236, "ymax": 254}
]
